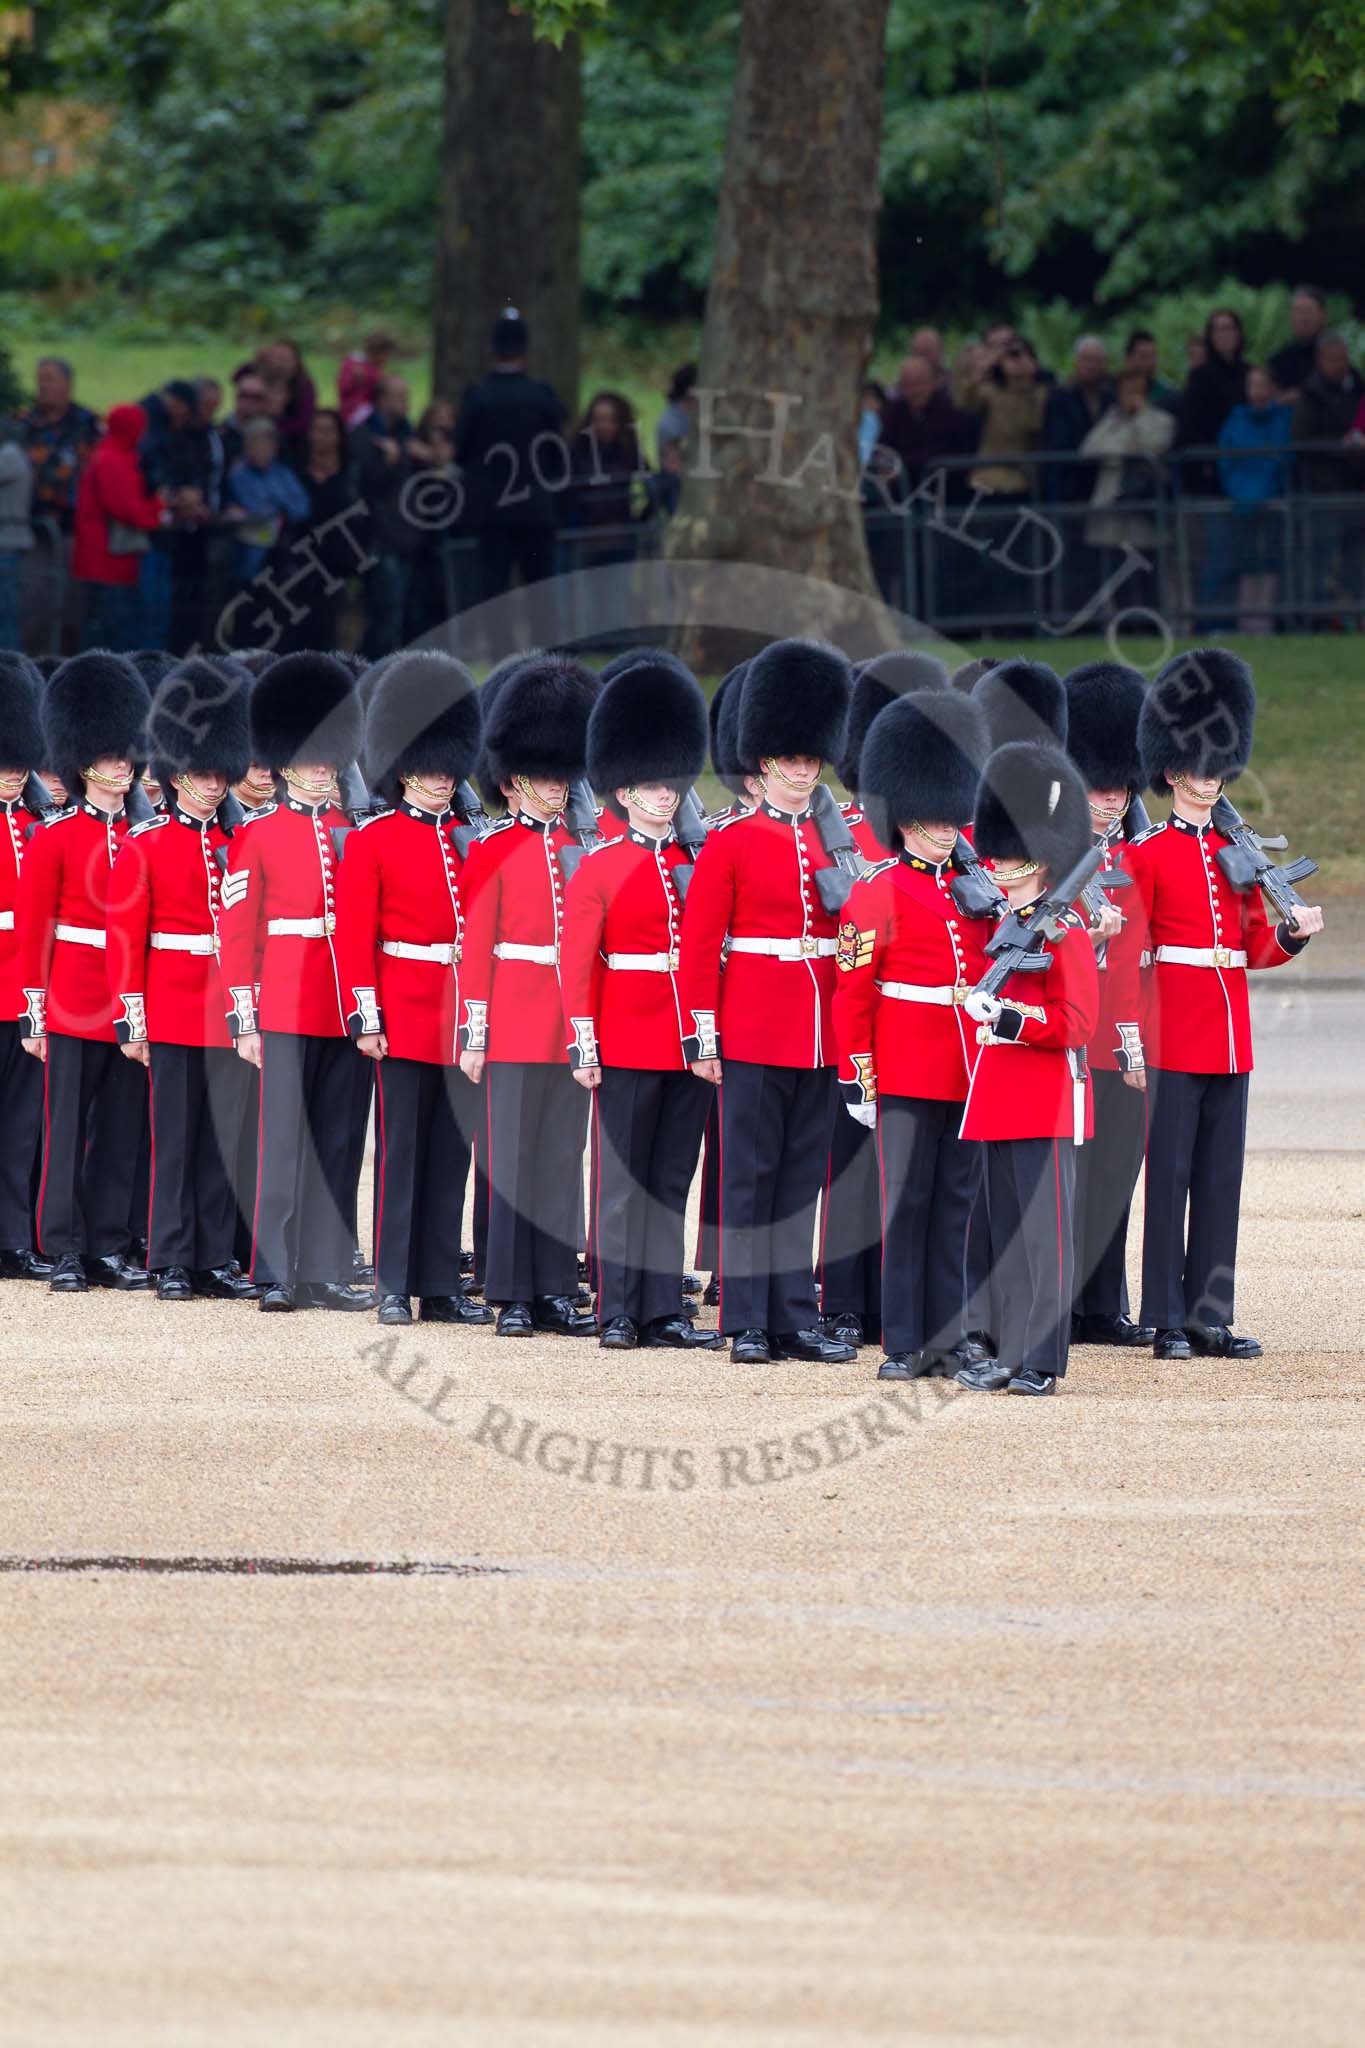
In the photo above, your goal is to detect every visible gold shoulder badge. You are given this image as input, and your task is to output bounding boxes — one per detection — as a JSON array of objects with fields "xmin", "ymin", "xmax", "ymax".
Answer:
[{"xmin": 836, "ymin": 919, "xmax": 874, "ymax": 972}]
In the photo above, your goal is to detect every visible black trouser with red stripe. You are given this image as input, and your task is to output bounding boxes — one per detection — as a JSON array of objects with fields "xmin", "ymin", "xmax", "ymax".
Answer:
[
  {"xmin": 0, "ymin": 1019, "xmax": 44, "ymax": 1253},
  {"xmin": 694, "ymin": 1096, "xmax": 721, "ymax": 1275},
  {"xmin": 819, "ymin": 1098, "xmax": 882, "ymax": 1331},
  {"xmin": 373, "ymin": 1057, "xmax": 479, "ymax": 1299},
  {"xmin": 37, "ymin": 1032, "xmax": 147, "ymax": 1259},
  {"xmin": 985, "ymin": 1135, "xmax": 1077, "ymax": 1379},
  {"xmin": 147, "ymin": 1043, "xmax": 254, "ymax": 1272},
  {"xmin": 1140, "ymin": 1068, "xmax": 1248, "ymax": 1330},
  {"xmin": 251, "ymin": 1032, "xmax": 360, "ymax": 1290},
  {"xmin": 877, "ymin": 1093, "xmax": 981, "ymax": 1360},
  {"xmin": 718, "ymin": 1060, "xmax": 833, "ymax": 1336},
  {"xmin": 1073, "ymin": 1066, "xmax": 1147, "ymax": 1319},
  {"xmin": 484, "ymin": 1061, "xmax": 589, "ymax": 1305},
  {"xmin": 593, "ymin": 1066, "xmax": 711, "ymax": 1327}
]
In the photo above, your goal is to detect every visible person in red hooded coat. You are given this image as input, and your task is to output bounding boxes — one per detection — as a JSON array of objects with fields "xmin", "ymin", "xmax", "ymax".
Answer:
[{"xmin": 72, "ymin": 404, "xmax": 166, "ymax": 651}]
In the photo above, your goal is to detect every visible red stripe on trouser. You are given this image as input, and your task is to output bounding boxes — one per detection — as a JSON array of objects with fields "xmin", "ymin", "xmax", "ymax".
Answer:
[
  {"xmin": 1053, "ymin": 1140, "xmax": 1063, "ymax": 1359},
  {"xmin": 715, "ymin": 1076, "xmax": 725, "ymax": 1331},
  {"xmin": 145, "ymin": 1052, "xmax": 157, "ymax": 1255},
  {"xmin": 373, "ymin": 1063, "xmax": 387, "ymax": 1278},
  {"xmin": 34, "ymin": 1046, "xmax": 52, "ymax": 1255},
  {"xmin": 248, "ymin": 1049, "xmax": 266, "ymax": 1279}
]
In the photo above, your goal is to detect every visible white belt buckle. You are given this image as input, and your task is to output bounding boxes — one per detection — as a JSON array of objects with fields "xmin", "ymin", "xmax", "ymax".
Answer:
[
  {"xmin": 952, "ymin": 983, "xmax": 968, "ymax": 1005},
  {"xmin": 1212, "ymin": 945, "xmax": 1231, "ymax": 969},
  {"xmin": 800, "ymin": 935, "xmax": 817, "ymax": 957},
  {"xmin": 668, "ymin": 948, "xmax": 679, "ymax": 972}
]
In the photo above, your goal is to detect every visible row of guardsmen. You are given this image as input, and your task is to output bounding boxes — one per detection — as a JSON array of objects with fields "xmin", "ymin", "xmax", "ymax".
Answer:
[{"xmin": 0, "ymin": 634, "xmax": 1322, "ymax": 1395}]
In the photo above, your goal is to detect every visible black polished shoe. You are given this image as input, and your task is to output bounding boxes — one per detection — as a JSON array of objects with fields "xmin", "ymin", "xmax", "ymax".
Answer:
[
  {"xmin": 193, "ymin": 1262, "xmax": 259, "ymax": 1300},
  {"xmin": 420, "ymin": 1293, "xmax": 493, "ymax": 1325},
  {"xmin": 702, "ymin": 1276, "xmax": 720, "ymax": 1307},
  {"xmin": 20, "ymin": 1249, "xmax": 54, "ymax": 1280},
  {"xmin": 877, "ymin": 1350, "xmax": 934, "ymax": 1381},
  {"xmin": 1008, "ymin": 1370, "xmax": 1057, "ymax": 1395},
  {"xmin": 496, "ymin": 1301, "xmax": 534, "ymax": 1337},
  {"xmin": 1153, "ymin": 1327, "xmax": 1192, "ymax": 1360},
  {"xmin": 49, "ymin": 1251, "xmax": 88, "ymax": 1294},
  {"xmin": 1185, "ymin": 1323, "xmax": 1263, "ymax": 1359},
  {"xmin": 156, "ymin": 1265, "xmax": 194, "ymax": 1302},
  {"xmin": 533, "ymin": 1293, "xmax": 598, "ymax": 1336},
  {"xmin": 730, "ymin": 1327, "xmax": 771, "ymax": 1364},
  {"xmin": 88, "ymin": 1252, "xmax": 153, "ymax": 1291},
  {"xmin": 820, "ymin": 1313, "xmax": 864, "ymax": 1348},
  {"xmin": 599, "ymin": 1314, "xmax": 639, "ymax": 1350},
  {"xmin": 1074, "ymin": 1311, "xmax": 1156, "ymax": 1347},
  {"xmin": 681, "ymin": 1271, "xmax": 703, "ymax": 1296},
  {"xmin": 377, "ymin": 1293, "xmax": 413, "ymax": 1325},
  {"xmin": 352, "ymin": 1249, "xmax": 375, "ymax": 1286},
  {"xmin": 772, "ymin": 1327, "xmax": 857, "ymax": 1364},
  {"xmin": 0, "ymin": 1248, "xmax": 28, "ymax": 1280},
  {"xmin": 259, "ymin": 1283, "xmax": 295, "ymax": 1312},
  {"xmin": 948, "ymin": 1333, "xmax": 993, "ymax": 1371},
  {"xmin": 295, "ymin": 1281, "xmax": 378, "ymax": 1312},
  {"xmin": 953, "ymin": 1359, "xmax": 1013, "ymax": 1392},
  {"xmin": 643, "ymin": 1314, "xmax": 724, "ymax": 1350}
]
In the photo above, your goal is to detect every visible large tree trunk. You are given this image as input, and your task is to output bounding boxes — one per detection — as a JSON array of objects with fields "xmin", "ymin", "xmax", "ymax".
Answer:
[
  {"xmin": 433, "ymin": 1, "xmax": 581, "ymax": 415},
  {"xmin": 670, "ymin": 0, "xmax": 891, "ymax": 666}
]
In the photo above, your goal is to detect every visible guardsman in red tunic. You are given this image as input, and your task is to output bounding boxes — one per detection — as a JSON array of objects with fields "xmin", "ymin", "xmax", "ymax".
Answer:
[
  {"xmin": 1112, "ymin": 649, "xmax": 1322, "ymax": 1361},
  {"xmin": 678, "ymin": 638, "xmax": 855, "ymax": 1366},
  {"xmin": 561, "ymin": 655, "xmax": 723, "ymax": 1352},
  {"xmin": 0, "ymin": 653, "xmax": 53, "ymax": 1279},
  {"xmin": 834, "ymin": 690, "xmax": 994, "ymax": 1381},
  {"xmin": 954, "ymin": 743, "xmax": 1100, "ymax": 1395},
  {"xmin": 16, "ymin": 652, "xmax": 154, "ymax": 1293},
  {"xmin": 819, "ymin": 650, "xmax": 952, "ymax": 1350},
  {"xmin": 1062, "ymin": 660, "xmax": 1157, "ymax": 1349},
  {"xmin": 335, "ymin": 650, "xmax": 492, "ymax": 1329},
  {"xmin": 105, "ymin": 655, "xmax": 258, "ymax": 1302},
  {"xmin": 457, "ymin": 654, "xmax": 599, "ymax": 1338},
  {"xmin": 217, "ymin": 651, "xmax": 375, "ymax": 1312}
]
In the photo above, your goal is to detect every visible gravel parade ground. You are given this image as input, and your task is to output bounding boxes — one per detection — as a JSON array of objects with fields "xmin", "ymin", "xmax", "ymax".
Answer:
[{"xmin": 2, "ymin": 961, "xmax": 1361, "ymax": 2046}]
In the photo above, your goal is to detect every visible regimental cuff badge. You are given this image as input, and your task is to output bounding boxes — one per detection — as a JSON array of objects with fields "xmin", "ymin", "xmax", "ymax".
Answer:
[
  {"xmin": 681, "ymin": 1008, "xmax": 718, "ymax": 1062},
  {"xmin": 350, "ymin": 986, "xmax": 382, "ymax": 1036},
  {"xmin": 21, "ymin": 987, "xmax": 45, "ymax": 1037},
  {"xmin": 114, "ymin": 992, "xmax": 147, "ymax": 1044},
  {"xmin": 227, "ymin": 985, "xmax": 257, "ymax": 1038},
  {"xmin": 460, "ymin": 998, "xmax": 488, "ymax": 1054},
  {"xmin": 1114, "ymin": 1022, "xmax": 1145, "ymax": 1072},
  {"xmin": 836, "ymin": 920, "xmax": 874, "ymax": 973},
  {"xmin": 568, "ymin": 1018, "xmax": 599, "ymax": 1069}
]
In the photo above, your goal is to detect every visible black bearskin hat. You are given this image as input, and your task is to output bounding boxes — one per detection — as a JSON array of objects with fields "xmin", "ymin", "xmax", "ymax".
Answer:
[
  {"xmin": 1064, "ymin": 660, "xmax": 1147, "ymax": 793},
  {"xmin": 598, "ymin": 645, "xmax": 693, "ymax": 688},
  {"xmin": 365, "ymin": 651, "xmax": 482, "ymax": 805},
  {"xmin": 128, "ymin": 649, "xmax": 177, "ymax": 697},
  {"xmin": 973, "ymin": 657, "xmax": 1067, "ymax": 750},
  {"xmin": 34, "ymin": 653, "xmax": 63, "ymax": 683},
  {"xmin": 737, "ymin": 638, "xmax": 850, "ymax": 772},
  {"xmin": 951, "ymin": 655, "xmax": 997, "ymax": 694},
  {"xmin": 474, "ymin": 650, "xmax": 538, "ymax": 807},
  {"xmin": 860, "ymin": 690, "xmax": 987, "ymax": 854},
  {"xmin": 330, "ymin": 649, "xmax": 367, "ymax": 681},
  {"xmin": 0, "ymin": 651, "xmax": 44, "ymax": 773},
  {"xmin": 973, "ymin": 741, "xmax": 1092, "ymax": 878},
  {"xmin": 709, "ymin": 661, "xmax": 750, "ymax": 800},
  {"xmin": 147, "ymin": 655, "xmax": 251, "ymax": 789},
  {"xmin": 248, "ymin": 650, "xmax": 363, "ymax": 772},
  {"xmin": 230, "ymin": 647, "xmax": 279, "ymax": 679},
  {"xmin": 588, "ymin": 657, "xmax": 708, "ymax": 819},
  {"xmin": 838, "ymin": 650, "xmax": 949, "ymax": 792},
  {"xmin": 42, "ymin": 651, "xmax": 151, "ymax": 795},
  {"xmin": 481, "ymin": 651, "xmax": 598, "ymax": 793},
  {"xmin": 1139, "ymin": 646, "xmax": 1255, "ymax": 793}
]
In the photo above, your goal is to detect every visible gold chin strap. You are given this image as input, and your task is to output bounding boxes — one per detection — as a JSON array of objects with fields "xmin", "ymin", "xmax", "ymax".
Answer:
[
  {"xmin": 1088, "ymin": 791, "xmax": 1130, "ymax": 826},
  {"xmin": 284, "ymin": 767, "xmax": 334, "ymax": 801},
  {"xmin": 907, "ymin": 821, "xmax": 957, "ymax": 854},
  {"xmin": 512, "ymin": 774, "xmax": 562, "ymax": 818},
  {"xmin": 403, "ymin": 774, "xmax": 451, "ymax": 805},
  {"xmin": 1174, "ymin": 772, "xmax": 1223, "ymax": 801},
  {"xmin": 993, "ymin": 858, "xmax": 1042, "ymax": 884},
  {"xmin": 176, "ymin": 772, "xmax": 221, "ymax": 811},
  {"xmin": 760, "ymin": 757, "xmax": 820, "ymax": 799},
  {"xmin": 0, "ymin": 770, "xmax": 25, "ymax": 797},
  {"xmin": 626, "ymin": 786, "xmax": 679, "ymax": 823},
  {"xmin": 83, "ymin": 763, "xmax": 133, "ymax": 793}
]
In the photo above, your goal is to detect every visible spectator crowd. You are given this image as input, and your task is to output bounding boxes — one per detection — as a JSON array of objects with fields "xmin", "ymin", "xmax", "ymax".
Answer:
[{"xmin": 3, "ymin": 288, "xmax": 1364, "ymax": 656}]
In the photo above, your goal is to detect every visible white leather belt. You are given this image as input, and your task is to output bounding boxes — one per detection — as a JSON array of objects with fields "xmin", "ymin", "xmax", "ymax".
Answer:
[
  {"xmin": 876, "ymin": 979, "xmax": 970, "ymax": 1006},
  {"xmin": 1155, "ymin": 944, "xmax": 1246, "ymax": 969},
  {"xmin": 54, "ymin": 922, "xmax": 105, "ymax": 948},
  {"xmin": 494, "ymin": 941, "xmax": 558, "ymax": 965},
  {"xmin": 150, "ymin": 931, "xmax": 218, "ymax": 955},
  {"xmin": 381, "ymin": 938, "xmax": 460, "ymax": 964},
  {"xmin": 605, "ymin": 950, "xmax": 679, "ymax": 972},
  {"xmin": 0, "ymin": 910, "xmax": 12, "ymax": 930},
  {"xmin": 267, "ymin": 915, "xmax": 335, "ymax": 938},
  {"xmin": 727, "ymin": 935, "xmax": 836, "ymax": 960}
]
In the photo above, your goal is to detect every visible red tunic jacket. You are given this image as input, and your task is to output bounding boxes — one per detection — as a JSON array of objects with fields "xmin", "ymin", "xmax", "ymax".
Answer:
[
  {"xmin": 216, "ymin": 796, "xmax": 351, "ymax": 1039},
  {"xmin": 832, "ymin": 853, "xmax": 992, "ymax": 1105},
  {"xmin": 105, "ymin": 805, "xmax": 233, "ymax": 1048},
  {"xmin": 1106, "ymin": 816, "xmax": 1306, "ymax": 1075},
  {"xmin": 0, "ymin": 795, "xmax": 48, "ymax": 1024},
  {"xmin": 560, "ymin": 828, "xmax": 691, "ymax": 1071},
  {"xmin": 959, "ymin": 911, "xmax": 1099, "ymax": 1143},
  {"xmin": 457, "ymin": 811, "xmax": 577, "ymax": 1065},
  {"xmin": 14, "ymin": 800, "xmax": 131, "ymax": 1041},
  {"xmin": 1084, "ymin": 828, "xmax": 1151, "ymax": 1075},
  {"xmin": 677, "ymin": 801, "xmax": 839, "ymax": 1070},
  {"xmin": 334, "ymin": 802, "xmax": 467, "ymax": 1066}
]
